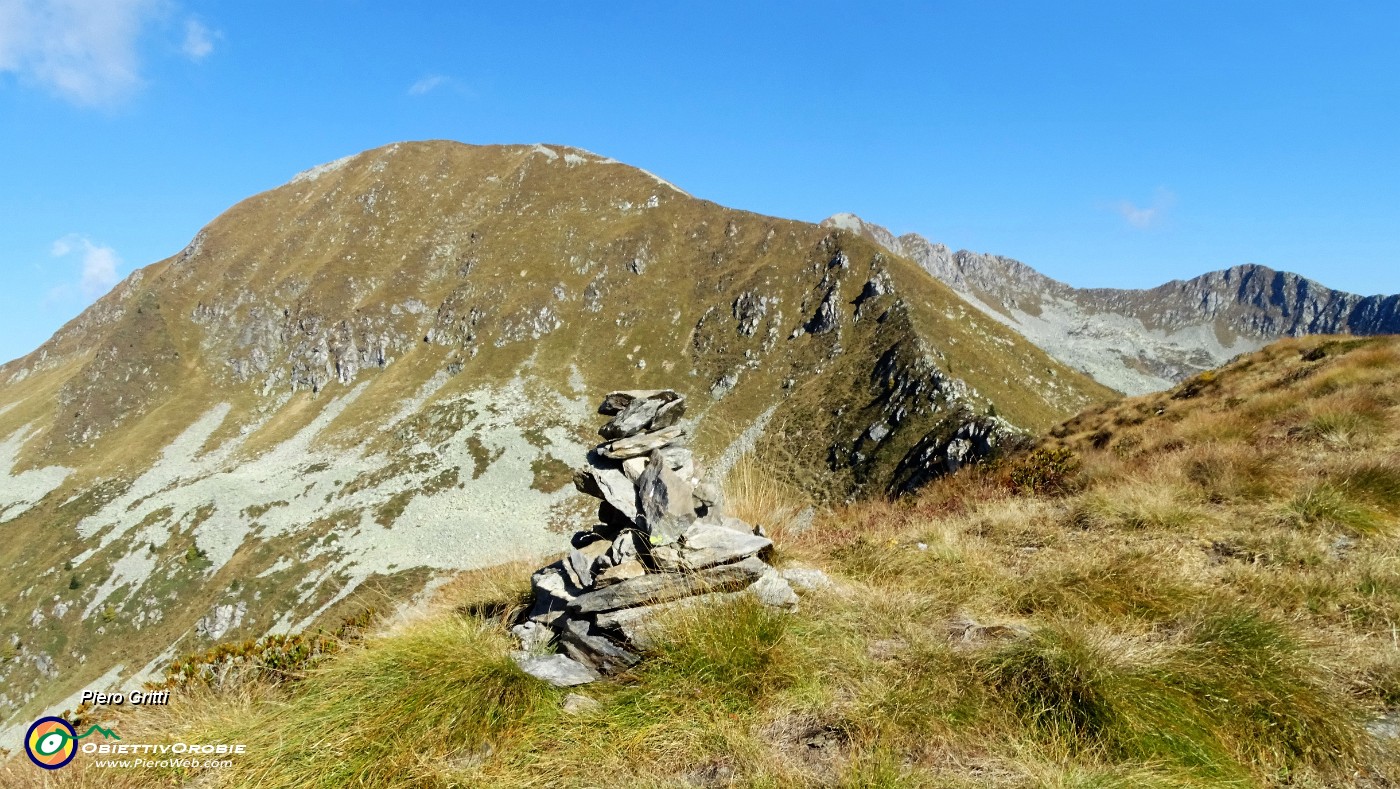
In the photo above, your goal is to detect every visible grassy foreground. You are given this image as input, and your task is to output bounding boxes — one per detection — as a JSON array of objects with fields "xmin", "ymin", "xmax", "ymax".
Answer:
[{"xmin": 7, "ymin": 335, "xmax": 1399, "ymax": 787}]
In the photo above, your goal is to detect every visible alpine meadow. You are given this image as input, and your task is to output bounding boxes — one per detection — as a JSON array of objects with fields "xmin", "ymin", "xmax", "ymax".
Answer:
[{"xmin": 3, "ymin": 4, "xmax": 1400, "ymax": 787}]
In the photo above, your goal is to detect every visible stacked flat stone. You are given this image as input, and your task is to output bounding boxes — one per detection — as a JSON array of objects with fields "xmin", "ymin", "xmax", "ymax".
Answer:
[{"xmin": 510, "ymin": 388, "xmax": 799, "ymax": 687}]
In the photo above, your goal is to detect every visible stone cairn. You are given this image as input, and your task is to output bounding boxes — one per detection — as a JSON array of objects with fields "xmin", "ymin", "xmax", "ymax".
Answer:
[{"xmin": 510, "ymin": 388, "xmax": 799, "ymax": 687}]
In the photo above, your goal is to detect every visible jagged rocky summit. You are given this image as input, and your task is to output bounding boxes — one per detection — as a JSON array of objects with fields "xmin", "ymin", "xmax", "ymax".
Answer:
[{"xmin": 510, "ymin": 389, "xmax": 803, "ymax": 686}]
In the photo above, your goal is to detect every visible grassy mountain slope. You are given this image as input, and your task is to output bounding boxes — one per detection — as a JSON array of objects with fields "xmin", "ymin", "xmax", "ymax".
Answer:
[
  {"xmin": 18, "ymin": 334, "xmax": 1398, "ymax": 787},
  {"xmin": 0, "ymin": 142, "xmax": 1111, "ymax": 738}
]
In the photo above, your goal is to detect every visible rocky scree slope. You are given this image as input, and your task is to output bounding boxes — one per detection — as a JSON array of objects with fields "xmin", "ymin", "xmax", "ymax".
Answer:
[
  {"xmin": 825, "ymin": 212, "xmax": 1400, "ymax": 395},
  {"xmin": 0, "ymin": 142, "xmax": 1110, "ymax": 736}
]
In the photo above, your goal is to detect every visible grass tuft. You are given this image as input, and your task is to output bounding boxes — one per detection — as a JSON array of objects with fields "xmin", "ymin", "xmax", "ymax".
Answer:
[{"xmin": 171, "ymin": 618, "xmax": 555, "ymax": 789}]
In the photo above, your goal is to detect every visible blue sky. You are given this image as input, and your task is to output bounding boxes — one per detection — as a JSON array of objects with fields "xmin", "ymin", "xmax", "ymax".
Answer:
[{"xmin": 2, "ymin": 2, "xmax": 1397, "ymax": 364}]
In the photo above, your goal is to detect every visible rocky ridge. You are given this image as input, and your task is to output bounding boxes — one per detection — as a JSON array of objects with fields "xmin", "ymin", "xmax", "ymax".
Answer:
[
  {"xmin": 511, "ymin": 389, "xmax": 803, "ymax": 685},
  {"xmin": 824, "ymin": 212, "xmax": 1400, "ymax": 395}
]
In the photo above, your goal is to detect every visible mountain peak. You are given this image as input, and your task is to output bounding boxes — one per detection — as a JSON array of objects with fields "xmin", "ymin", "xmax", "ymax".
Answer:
[
  {"xmin": 282, "ymin": 140, "xmax": 690, "ymax": 198},
  {"xmin": 0, "ymin": 143, "xmax": 1113, "ymax": 732},
  {"xmin": 820, "ymin": 212, "xmax": 909, "ymax": 257}
]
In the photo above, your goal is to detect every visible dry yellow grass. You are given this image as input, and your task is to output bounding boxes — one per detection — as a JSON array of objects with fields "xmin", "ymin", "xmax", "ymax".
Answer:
[{"xmin": 9, "ymin": 335, "xmax": 1398, "ymax": 787}]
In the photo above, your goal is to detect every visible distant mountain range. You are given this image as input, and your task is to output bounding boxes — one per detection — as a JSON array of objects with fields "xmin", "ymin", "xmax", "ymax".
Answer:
[{"xmin": 822, "ymin": 213, "xmax": 1400, "ymax": 394}]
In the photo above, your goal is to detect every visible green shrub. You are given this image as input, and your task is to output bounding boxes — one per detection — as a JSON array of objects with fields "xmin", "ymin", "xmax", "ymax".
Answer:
[
  {"xmin": 160, "ymin": 608, "xmax": 377, "ymax": 690},
  {"xmin": 1007, "ymin": 447, "xmax": 1082, "ymax": 496}
]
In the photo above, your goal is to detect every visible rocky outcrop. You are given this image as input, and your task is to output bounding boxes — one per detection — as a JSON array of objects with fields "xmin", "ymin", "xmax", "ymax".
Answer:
[
  {"xmin": 887, "ymin": 412, "xmax": 1003, "ymax": 496},
  {"xmin": 510, "ymin": 388, "xmax": 798, "ymax": 685},
  {"xmin": 824, "ymin": 214, "xmax": 1400, "ymax": 396}
]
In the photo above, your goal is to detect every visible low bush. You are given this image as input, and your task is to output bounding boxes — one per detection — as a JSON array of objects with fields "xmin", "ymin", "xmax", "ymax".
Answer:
[{"xmin": 1006, "ymin": 447, "xmax": 1082, "ymax": 496}]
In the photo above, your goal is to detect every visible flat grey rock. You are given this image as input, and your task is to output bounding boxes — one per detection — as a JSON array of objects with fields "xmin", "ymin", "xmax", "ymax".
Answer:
[
  {"xmin": 511, "ymin": 651, "xmax": 599, "ymax": 687},
  {"xmin": 780, "ymin": 566, "xmax": 834, "ymax": 592},
  {"xmin": 599, "ymin": 396, "xmax": 664, "ymax": 440},
  {"xmin": 568, "ymin": 555, "xmax": 769, "ymax": 614},
  {"xmin": 594, "ymin": 590, "xmax": 743, "ymax": 649},
  {"xmin": 562, "ymin": 693, "xmax": 601, "ymax": 715},
  {"xmin": 678, "ymin": 523, "xmax": 771, "ymax": 570},
  {"xmin": 697, "ymin": 512, "xmax": 756, "ymax": 533},
  {"xmin": 574, "ymin": 456, "xmax": 639, "ymax": 520},
  {"xmin": 598, "ymin": 426, "xmax": 685, "ymax": 460},
  {"xmin": 749, "ymin": 570, "xmax": 800, "ymax": 611}
]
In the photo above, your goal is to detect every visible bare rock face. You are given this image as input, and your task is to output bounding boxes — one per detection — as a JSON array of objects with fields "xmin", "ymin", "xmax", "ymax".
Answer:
[
  {"xmin": 195, "ymin": 601, "xmax": 247, "ymax": 641},
  {"xmin": 510, "ymin": 388, "xmax": 799, "ymax": 681}
]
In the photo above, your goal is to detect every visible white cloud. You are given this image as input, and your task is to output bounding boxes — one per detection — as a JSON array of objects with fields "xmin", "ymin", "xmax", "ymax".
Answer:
[
  {"xmin": 50, "ymin": 234, "xmax": 122, "ymax": 300},
  {"xmin": 1113, "ymin": 188, "xmax": 1176, "ymax": 230},
  {"xmin": 0, "ymin": 0, "xmax": 179, "ymax": 106},
  {"xmin": 181, "ymin": 17, "xmax": 213, "ymax": 61},
  {"xmin": 408, "ymin": 74, "xmax": 449, "ymax": 96}
]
